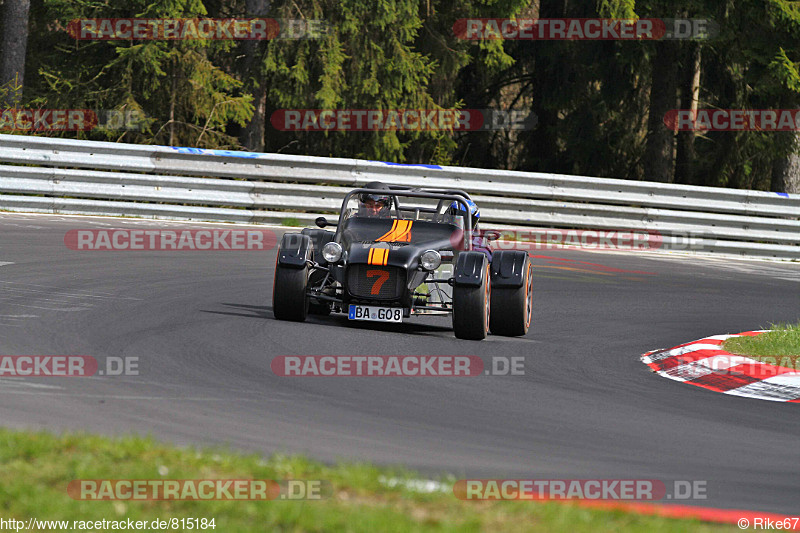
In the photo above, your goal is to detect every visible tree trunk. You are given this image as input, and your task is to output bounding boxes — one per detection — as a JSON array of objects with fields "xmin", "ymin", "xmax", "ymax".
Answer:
[
  {"xmin": 674, "ymin": 42, "xmax": 701, "ymax": 185},
  {"xmin": 169, "ymin": 56, "xmax": 177, "ymax": 146},
  {"xmin": 242, "ymin": 85, "xmax": 267, "ymax": 151},
  {"xmin": 0, "ymin": 0, "xmax": 31, "ymax": 107},
  {"xmin": 643, "ymin": 41, "xmax": 680, "ymax": 182},
  {"xmin": 521, "ymin": 0, "xmax": 563, "ymax": 172},
  {"xmin": 771, "ymin": 133, "xmax": 800, "ymax": 194},
  {"xmin": 239, "ymin": 0, "xmax": 271, "ymax": 151}
]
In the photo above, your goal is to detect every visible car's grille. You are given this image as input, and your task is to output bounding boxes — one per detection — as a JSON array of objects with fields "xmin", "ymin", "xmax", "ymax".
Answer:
[{"xmin": 347, "ymin": 265, "xmax": 405, "ymax": 300}]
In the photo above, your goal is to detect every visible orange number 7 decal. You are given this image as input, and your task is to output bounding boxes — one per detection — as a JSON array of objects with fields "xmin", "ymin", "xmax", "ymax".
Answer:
[{"xmin": 366, "ymin": 269, "xmax": 390, "ymax": 295}]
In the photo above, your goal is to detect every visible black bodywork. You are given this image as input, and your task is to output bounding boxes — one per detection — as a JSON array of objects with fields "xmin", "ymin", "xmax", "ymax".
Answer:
[
  {"xmin": 274, "ymin": 186, "xmax": 533, "ymax": 337},
  {"xmin": 278, "ymin": 187, "xmax": 476, "ymax": 316}
]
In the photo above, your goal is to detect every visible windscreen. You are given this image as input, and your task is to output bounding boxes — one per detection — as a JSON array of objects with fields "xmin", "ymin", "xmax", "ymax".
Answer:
[{"xmin": 342, "ymin": 195, "xmax": 466, "ymax": 228}]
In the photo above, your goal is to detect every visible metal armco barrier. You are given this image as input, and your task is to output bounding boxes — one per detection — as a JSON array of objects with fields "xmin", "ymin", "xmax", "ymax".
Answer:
[{"xmin": 0, "ymin": 134, "xmax": 797, "ymax": 259}]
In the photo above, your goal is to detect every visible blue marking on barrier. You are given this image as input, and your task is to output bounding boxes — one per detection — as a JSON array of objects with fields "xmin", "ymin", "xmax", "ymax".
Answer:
[
  {"xmin": 371, "ymin": 161, "xmax": 442, "ymax": 170},
  {"xmin": 776, "ymin": 192, "xmax": 790, "ymax": 198},
  {"xmin": 170, "ymin": 146, "xmax": 260, "ymax": 159}
]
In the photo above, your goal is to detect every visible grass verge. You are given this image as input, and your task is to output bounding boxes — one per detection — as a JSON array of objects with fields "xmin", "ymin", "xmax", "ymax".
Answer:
[
  {"xmin": 723, "ymin": 322, "xmax": 800, "ymax": 368},
  {"xmin": 0, "ymin": 429, "xmax": 741, "ymax": 532},
  {"xmin": 281, "ymin": 217, "xmax": 302, "ymax": 227}
]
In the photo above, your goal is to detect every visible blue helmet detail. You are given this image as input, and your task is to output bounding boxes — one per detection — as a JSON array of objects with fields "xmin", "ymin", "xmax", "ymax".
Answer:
[
  {"xmin": 450, "ymin": 199, "xmax": 479, "ymax": 217},
  {"xmin": 449, "ymin": 199, "xmax": 480, "ymax": 226}
]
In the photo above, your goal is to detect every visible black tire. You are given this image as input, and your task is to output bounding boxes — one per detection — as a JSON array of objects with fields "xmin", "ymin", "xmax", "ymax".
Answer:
[
  {"xmin": 452, "ymin": 261, "xmax": 491, "ymax": 340},
  {"xmin": 489, "ymin": 255, "xmax": 533, "ymax": 336},
  {"xmin": 272, "ymin": 261, "xmax": 309, "ymax": 321}
]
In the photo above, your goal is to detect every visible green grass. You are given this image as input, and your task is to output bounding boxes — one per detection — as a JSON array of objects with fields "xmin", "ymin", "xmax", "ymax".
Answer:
[
  {"xmin": 281, "ymin": 217, "xmax": 302, "ymax": 227},
  {"xmin": 723, "ymin": 322, "xmax": 800, "ymax": 368},
  {"xmin": 0, "ymin": 428, "xmax": 739, "ymax": 532}
]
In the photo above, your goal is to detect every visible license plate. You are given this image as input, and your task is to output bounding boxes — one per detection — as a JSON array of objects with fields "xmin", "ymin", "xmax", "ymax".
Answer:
[{"xmin": 348, "ymin": 305, "xmax": 403, "ymax": 323}]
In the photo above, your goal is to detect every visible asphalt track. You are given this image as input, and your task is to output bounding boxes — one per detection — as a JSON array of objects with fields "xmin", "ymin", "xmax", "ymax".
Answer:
[{"xmin": 1, "ymin": 213, "xmax": 799, "ymax": 514}]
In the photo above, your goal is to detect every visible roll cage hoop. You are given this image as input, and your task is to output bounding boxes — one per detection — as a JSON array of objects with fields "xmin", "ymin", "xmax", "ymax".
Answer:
[{"xmin": 335, "ymin": 187, "xmax": 474, "ymax": 251}]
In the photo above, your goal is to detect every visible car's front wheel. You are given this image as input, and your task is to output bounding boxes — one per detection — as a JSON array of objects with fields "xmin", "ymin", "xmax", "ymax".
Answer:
[
  {"xmin": 452, "ymin": 256, "xmax": 491, "ymax": 340},
  {"xmin": 272, "ymin": 234, "xmax": 311, "ymax": 323},
  {"xmin": 273, "ymin": 262, "xmax": 309, "ymax": 321}
]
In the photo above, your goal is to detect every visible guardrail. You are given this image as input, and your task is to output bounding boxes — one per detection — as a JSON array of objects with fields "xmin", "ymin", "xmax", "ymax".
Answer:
[{"xmin": 0, "ymin": 134, "xmax": 797, "ymax": 259}]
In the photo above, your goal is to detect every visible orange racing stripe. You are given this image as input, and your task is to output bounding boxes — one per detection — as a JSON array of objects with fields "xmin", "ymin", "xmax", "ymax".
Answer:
[
  {"xmin": 368, "ymin": 247, "xmax": 389, "ymax": 266},
  {"xmin": 376, "ymin": 220, "xmax": 412, "ymax": 242}
]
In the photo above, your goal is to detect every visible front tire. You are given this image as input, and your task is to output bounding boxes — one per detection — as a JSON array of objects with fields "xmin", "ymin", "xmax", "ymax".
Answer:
[
  {"xmin": 490, "ymin": 255, "xmax": 533, "ymax": 336},
  {"xmin": 272, "ymin": 262, "xmax": 309, "ymax": 321},
  {"xmin": 452, "ymin": 261, "xmax": 491, "ymax": 340}
]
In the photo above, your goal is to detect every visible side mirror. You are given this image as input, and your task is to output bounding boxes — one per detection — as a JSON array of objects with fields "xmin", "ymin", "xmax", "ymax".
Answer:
[
  {"xmin": 315, "ymin": 216, "xmax": 336, "ymax": 228},
  {"xmin": 484, "ymin": 231, "xmax": 501, "ymax": 242}
]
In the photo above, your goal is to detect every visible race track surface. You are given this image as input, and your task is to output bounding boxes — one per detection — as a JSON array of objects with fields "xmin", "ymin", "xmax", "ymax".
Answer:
[{"xmin": 1, "ymin": 213, "xmax": 799, "ymax": 514}]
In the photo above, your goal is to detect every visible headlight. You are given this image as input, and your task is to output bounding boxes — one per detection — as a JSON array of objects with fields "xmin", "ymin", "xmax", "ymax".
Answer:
[
  {"xmin": 420, "ymin": 250, "xmax": 441, "ymax": 271},
  {"xmin": 322, "ymin": 242, "xmax": 343, "ymax": 263}
]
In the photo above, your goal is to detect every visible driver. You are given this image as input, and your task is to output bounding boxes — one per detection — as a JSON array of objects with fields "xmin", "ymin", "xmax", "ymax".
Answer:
[{"xmin": 357, "ymin": 181, "xmax": 394, "ymax": 218}]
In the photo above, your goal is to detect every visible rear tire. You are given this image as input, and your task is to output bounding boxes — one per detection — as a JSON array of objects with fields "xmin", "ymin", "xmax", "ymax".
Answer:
[
  {"xmin": 452, "ymin": 261, "xmax": 491, "ymax": 340},
  {"xmin": 272, "ymin": 263, "xmax": 309, "ymax": 321},
  {"xmin": 490, "ymin": 256, "xmax": 533, "ymax": 336}
]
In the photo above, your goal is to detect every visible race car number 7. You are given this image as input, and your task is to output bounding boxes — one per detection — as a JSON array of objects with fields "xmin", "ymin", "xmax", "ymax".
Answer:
[{"xmin": 367, "ymin": 269, "xmax": 390, "ymax": 295}]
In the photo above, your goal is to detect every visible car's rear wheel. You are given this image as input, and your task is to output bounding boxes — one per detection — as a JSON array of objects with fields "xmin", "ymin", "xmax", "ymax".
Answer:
[
  {"xmin": 272, "ymin": 259, "xmax": 309, "ymax": 322},
  {"xmin": 452, "ymin": 261, "xmax": 491, "ymax": 340},
  {"xmin": 490, "ymin": 255, "xmax": 533, "ymax": 336}
]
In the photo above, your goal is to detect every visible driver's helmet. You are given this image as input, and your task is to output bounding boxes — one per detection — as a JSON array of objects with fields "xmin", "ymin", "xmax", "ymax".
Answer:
[
  {"xmin": 448, "ymin": 198, "xmax": 480, "ymax": 229},
  {"xmin": 358, "ymin": 181, "xmax": 393, "ymax": 217}
]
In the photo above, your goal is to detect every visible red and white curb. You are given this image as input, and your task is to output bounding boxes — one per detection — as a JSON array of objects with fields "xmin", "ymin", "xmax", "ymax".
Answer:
[{"xmin": 642, "ymin": 331, "xmax": 800, "ymax": 402}]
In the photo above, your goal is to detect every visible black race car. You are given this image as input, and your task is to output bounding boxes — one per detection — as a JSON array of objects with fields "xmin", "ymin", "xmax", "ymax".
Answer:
[{"xmin": 272, "ymin": 185, "xmax": 533, "ymax": 340}]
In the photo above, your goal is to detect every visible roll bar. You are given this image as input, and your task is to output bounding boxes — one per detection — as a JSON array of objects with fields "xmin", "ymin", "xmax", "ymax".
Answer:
[{"xmin": 336, "ymin": 188, "xmax": 473, "ymax": 251}]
